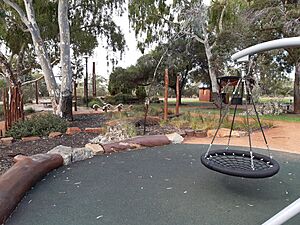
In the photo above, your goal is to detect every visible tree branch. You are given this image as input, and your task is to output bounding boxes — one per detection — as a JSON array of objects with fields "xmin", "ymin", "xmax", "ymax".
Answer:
[
  {"xmin": 3, "ymin": 0, "xmax": 30, "ymax": 27},
  {"xmin": 21, "ymin": 75, "xmax": 44, "ymax": 86},
  {"xmin": 183, "ymin": 31, "xmax": 205, "ymax": 44},
  {"xmin": 218, "ymin": 0, "xmax": 228, "ymax": 33},
  {"xmin": 0, "ymin": 51, "xmax": 17, "ymax": 85}
]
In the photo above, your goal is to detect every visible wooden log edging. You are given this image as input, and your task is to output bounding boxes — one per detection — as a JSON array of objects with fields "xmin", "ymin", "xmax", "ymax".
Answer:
[
  {"xmin": 101, "ymin": 135, "xmax": 172, "ymax": 153},
  {"xmin": 0, "ymin": 134, "xmax": 177, "ymax": 224},
  {"xmin": 0, "ymin": 154, "xmax": 63, "ymax": 224}
]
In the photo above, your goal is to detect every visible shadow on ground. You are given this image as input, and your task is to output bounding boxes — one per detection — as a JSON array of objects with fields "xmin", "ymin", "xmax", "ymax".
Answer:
[{"xmin": 5, "ymin": 144, "xmax": 300, "ymax": 225}]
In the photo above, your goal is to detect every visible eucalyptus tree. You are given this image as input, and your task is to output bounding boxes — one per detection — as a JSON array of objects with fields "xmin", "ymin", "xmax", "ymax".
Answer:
[
  {"xmin": 151, "ymin": 38, "xmax": 208, "ymax": 104},
  {"xmin": 128, "ymin": 0, "xmax": 245, "ymax": 104},
  {"xmin": 239, "ymin": 0, "xmax": 300, "ymax": 112},
  {"xmin": 1, "ymin": 0, "xmax": 126, "ymax": 119}
]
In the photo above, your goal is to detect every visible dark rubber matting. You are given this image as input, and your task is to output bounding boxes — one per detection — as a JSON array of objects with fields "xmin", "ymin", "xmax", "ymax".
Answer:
[{"xmin": 5, "ymin": 144, "xmax": 300, "ymax": 225}]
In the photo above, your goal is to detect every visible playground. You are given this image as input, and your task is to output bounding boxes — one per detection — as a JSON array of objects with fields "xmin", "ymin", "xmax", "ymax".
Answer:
[
  {"xmin": 1, "ymin": 1, "xmax": 300, "ymax": 224},
  {"xmin": 5, "ymin": 144, "xmax": 300, "ymax": 225}
]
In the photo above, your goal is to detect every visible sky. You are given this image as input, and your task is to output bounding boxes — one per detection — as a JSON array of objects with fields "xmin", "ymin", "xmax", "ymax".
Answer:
[{"xmin": 89, "ymin": 0, "xmax": 211, "ymax": 80}]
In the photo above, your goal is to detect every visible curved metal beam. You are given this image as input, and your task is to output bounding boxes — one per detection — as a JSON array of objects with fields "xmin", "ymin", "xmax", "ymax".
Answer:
[{"xmin": 231, "ymin": 37, "xmax": 300, "ymax": 61}]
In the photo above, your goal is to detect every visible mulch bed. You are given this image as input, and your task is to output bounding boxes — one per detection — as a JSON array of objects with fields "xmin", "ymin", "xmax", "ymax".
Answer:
[
  {"xmin": 0, "ymin": 113, "xmax": 184, "ymax": 175},
  {"xmin": 0, "ymin": 114, "xmax": 106, "ymax": 175}
]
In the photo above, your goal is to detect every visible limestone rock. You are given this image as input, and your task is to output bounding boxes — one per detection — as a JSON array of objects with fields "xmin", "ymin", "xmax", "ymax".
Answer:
[
  {"xmin": 72, "ymin": 148, "xmax": 94, "ymax": 162},
  {"xmin": 89, "ymin": 125, "xmax": 130, "ymax": 145},
  {"xmin": 47, "ymin": 145, "xmax": 73, "ymax": 165},
  {"xmin": 85, "ymin": 143, "xmax": 104, "ymax": 155},
  {"xmin": 166, "ymin": 133, "xmax": 184, "ymax": 144},
  {"xmin": 195, "ymin": 130, "xmax": 207, "ymax": 138},
  {"xmin": 207, "ymin": 128, "xmax": 243, "ymax": 138},
  {"xmin": 1, "ymin": 137, "xmax": 14, "ymax": 145},
  {"xmin": 185, "ymin": 129, "xmax": 195, "ymax": 137}
]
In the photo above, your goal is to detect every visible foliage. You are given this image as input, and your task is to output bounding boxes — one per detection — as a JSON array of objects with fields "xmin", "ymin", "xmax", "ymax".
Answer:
[
  {"xmin": 131, "ymin": 104, "xmax": 162, "ymax": 117},
  {"xmin": 105, "ymin": 93, "xmax": 139, "ymax": 105},
  {"xmin": 135, "ymin": 86, "xmax": 147, "ymax": 100},
  {"xmin": 24, "ymin": 107, "xmax": 35, "ymax": 115},
  {"xmin": 6, "ymin": 113, "xmax": 68, "ymax": 139},
  {"xmin": 88, "ymin": 98, "xmax": 105, "ymax": 108}
]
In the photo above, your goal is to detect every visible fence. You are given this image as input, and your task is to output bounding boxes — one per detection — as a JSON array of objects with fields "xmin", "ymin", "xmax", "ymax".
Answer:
[{"xmin": 2, "ymin": 85, "xmax": 24, "ymax": 132}]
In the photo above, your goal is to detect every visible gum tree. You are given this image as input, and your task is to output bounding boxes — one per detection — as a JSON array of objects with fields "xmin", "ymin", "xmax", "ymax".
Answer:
[
  {"xmin": 128, "ymin": 0, "xmax": 245, "ymax": 103},
  {"xmin": 1, "ymin": 0, "xmax": 126, "ymax": 119}
]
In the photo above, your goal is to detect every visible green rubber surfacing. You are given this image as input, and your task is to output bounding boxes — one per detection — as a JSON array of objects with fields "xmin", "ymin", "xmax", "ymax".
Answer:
[{"xmin": 5, "ymin": 144, "xmax": 300, "ymax": 225}]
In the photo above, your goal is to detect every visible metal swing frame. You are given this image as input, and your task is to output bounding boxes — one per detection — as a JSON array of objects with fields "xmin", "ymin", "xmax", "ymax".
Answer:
[{"xmin": 201, "ymin": 62, "xmax": 280, "ymax": 178}]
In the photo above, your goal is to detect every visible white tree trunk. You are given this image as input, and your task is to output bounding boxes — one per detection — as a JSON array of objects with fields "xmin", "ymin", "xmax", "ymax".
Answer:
[
  {"xmin": 57, "ymin": 0, "xmax": 73, "ymax": 119},
  {"xmin": 4, "ymin": 0, "xmax": 60, "ymax": 112},
  {"xmin": 203, "ymin": 37, "xmax": 219, "ymax": 94},
  {"xmin": 23, "ymin": 0, "xmax": 60, "ymax": 112}
]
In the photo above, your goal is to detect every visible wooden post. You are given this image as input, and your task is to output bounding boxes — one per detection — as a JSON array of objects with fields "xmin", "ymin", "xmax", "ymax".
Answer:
[
  {"xmin": 35, "ymin": 80, "xmax": 39, "ymax": 104},
  {"xmin": 3, "ymin": 89, "xmax": 7, "ymax": 131},
  {"xmin": 176, "ymin": 74, "xmax": 180, "ymax": 116},
  {"xmin": 92, "ymin": 62, "xmax": 96, "ymax": 97},
  {"xmin": 73, "ymin": 80, "xmax": 77, "ymax": 111},
  {"xmin": 164, "ymin": 68, "xmax": 169, "ymax": 121}
]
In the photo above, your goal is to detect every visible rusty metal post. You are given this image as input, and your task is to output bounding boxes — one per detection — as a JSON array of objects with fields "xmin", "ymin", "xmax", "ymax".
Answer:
[
  {"xmin": 73, "ymin": 80, "xmax": 77, "ymax": 111},
  {"xmin": 176, "ymin": 74, "xmax": 180, "ymax": 116},
  {"xmin": 92, "ymin": 62, "xmax": 96, "ymax": 97},
  {"xmin": 35, "ymin": 80, "xmax": 39, "ymax": 104},
  {"xmin": 164, "ymin": 68, "xmax": 169, "ymax": 121}
]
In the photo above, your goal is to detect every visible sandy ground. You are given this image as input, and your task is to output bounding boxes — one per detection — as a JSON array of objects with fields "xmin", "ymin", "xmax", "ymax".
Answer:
[{"xmin": 184, "ymin": 120, "xmax": 300, "ymax": 154}]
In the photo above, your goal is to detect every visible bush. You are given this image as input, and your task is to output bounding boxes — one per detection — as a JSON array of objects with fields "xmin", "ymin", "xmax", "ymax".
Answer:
[
  {"xmin": 150, "ymin": 97, "xmax": 161, "ymax": 103},
  {"xmin": 136, "ymin": 86, "xmax": 147, "ymax": 101},
  {"xmin": 7, "ymin": 113, "xmax": 68, "ymax": 139},
  {"xmin": 25, "ymin": 107, "xmax": 35, "ymax": 114},
  {"xmin": 88, "ymin": 98, "xmax": 104, "ymax": 108},
  {"xmin": 105, "ymin": 93, "xmax": 140, "ymax": 105}
]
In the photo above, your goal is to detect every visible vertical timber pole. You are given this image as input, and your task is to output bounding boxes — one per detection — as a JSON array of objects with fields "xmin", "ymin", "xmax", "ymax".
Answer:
[
  {"xmin": 92, "ymin": 62, "xmax": 96, "ymax": 97},
  {"xmin": 84, "ymin": 56, "xmax": 88, "ymax": 107},
  {"xmin": 35, "ymin": 80, "xmax": 39, "ymax": 104},
  {"xmin": 176, "ymin": 74, "xmax": 180, "ymax": 116},
  {"xmin": 73, "ymin": 80, "xmax": 77, "ymax": 111},
  {"xmin": 164, "ymin": 68, "xmax": 169, "ymax": 121}
]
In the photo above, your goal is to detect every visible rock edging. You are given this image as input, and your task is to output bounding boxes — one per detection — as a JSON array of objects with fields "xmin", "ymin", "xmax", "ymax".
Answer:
[{"xmin": 0, "ymin": 133, "xmax": 183, "ymax": 224}]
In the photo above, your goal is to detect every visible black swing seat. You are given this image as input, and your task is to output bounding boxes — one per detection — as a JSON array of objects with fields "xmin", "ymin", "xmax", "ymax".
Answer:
[{"xmin": 201, "ymin": 149, "xmax": 280, "ymax": 178}]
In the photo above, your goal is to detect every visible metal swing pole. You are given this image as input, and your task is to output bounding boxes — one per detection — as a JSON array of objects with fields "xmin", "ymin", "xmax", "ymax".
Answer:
[
  {"xmin": 240, "ymin": 62, "xmax": 255, "ymax": 170},
  {"xmin": 226, "ymin": 79, "xmax": 242, "ymax": 150},
  {"xmin": 244, "ymin": 80, "xmax": 272, "ymax": 159},
  {"xmin": 204, "ymin": 78, "xmax": 242, "ymax": 157},
  {"xmin": 262, "ymin": 197, "xmax": 300, "ymax": 225}
]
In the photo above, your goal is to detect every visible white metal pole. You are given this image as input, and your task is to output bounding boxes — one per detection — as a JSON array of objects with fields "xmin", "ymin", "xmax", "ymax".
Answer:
[
  {"xmin": 262, "ymin": 198, "xmax": 300, "ymax": 225},
  {"xmin": 231, "ymin": 37, "xmax": 300, "ymax": 61}
]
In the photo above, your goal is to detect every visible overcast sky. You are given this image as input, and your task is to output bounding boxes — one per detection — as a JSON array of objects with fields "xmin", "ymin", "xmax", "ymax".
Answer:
[{"xmin": 88, "ymin": 0, "xmax": 211, "ymax": 79}]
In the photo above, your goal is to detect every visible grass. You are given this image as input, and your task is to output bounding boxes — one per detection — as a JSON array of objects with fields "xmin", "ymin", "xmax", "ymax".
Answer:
[
  {"xmin": 259, "ymin": 96, "xmax": 293, "ymax": 104},
  {"xmin": 150, "ymin": 97, "xmax": 300, "ymax": 123},
  {"xmin": 260, "ymin": 114, "xmax": 300, "ymax": 122}
]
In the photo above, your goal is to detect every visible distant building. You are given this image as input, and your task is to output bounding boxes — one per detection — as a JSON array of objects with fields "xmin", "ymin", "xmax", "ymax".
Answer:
[{"xmin": 198, "ymin": 83, "xmax": 211, "ymax": 102}]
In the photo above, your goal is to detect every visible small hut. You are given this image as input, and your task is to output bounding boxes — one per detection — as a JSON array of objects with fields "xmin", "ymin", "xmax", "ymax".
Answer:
[{"xmin": 198, "ymin": 83, "xmax": 211, "ymax": 102}]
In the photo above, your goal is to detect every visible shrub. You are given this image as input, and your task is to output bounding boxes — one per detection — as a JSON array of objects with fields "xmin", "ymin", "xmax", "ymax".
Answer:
[
  {"xmin": 7, "ymin": 113, "xmax": 68, "ymax": 139},
  {"xmin": 25, "ymin": 107, "xmax": 35, "ymax": 114},
  {"xmin": 150, "ymin": 97, "xmax": 161, "ymax": 103},
  {"xmin": 88, "ymin": 98, "xmax": 104, "ymax": 108},
  {"xmin": 105, "ymin": 93, "xmax": 140, "ymax": 105},
  {"xmin": 136, "ymin": 86, "xmax": 147, "ymax": 101}
]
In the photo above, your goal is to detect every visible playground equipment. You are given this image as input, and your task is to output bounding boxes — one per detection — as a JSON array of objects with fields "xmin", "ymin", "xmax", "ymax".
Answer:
[
  {"xmin": 201, "ymin": 61, "xmax": 280, "ymax": 178},
  {"xmin": 201, "ymin": 36, "xmax": 300, "ymax": 224},
  {"xmin": 201, "ymin": 37, "xmax": 300, "ymax": 179}
]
